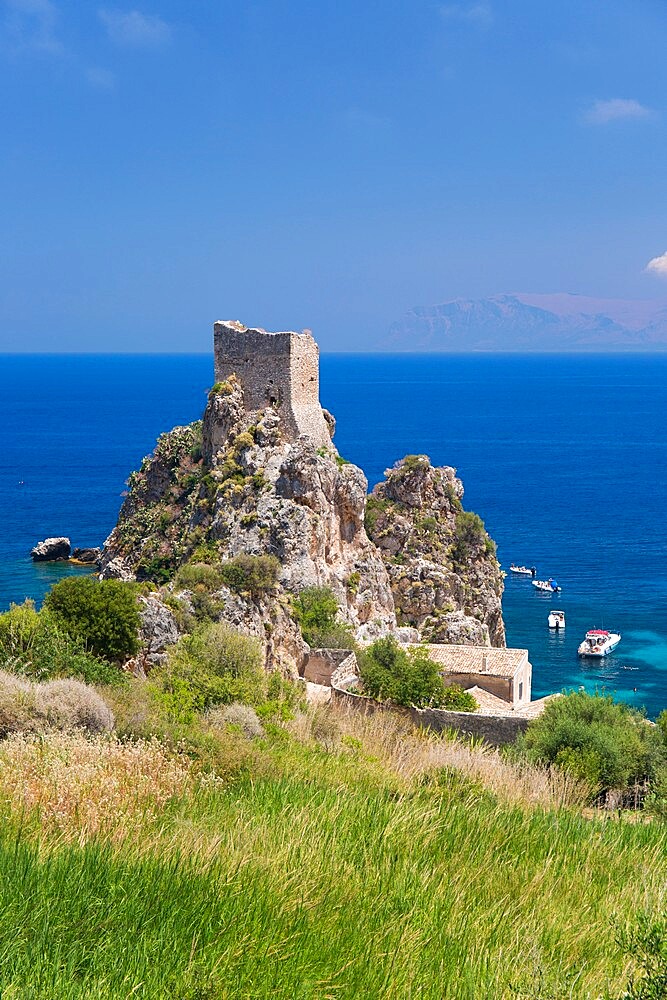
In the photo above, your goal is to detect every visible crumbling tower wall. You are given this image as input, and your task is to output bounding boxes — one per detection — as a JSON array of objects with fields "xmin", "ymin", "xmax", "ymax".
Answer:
[{"xmin": 213, "ymin": 320, "xmax": 331, "ymax": 447}]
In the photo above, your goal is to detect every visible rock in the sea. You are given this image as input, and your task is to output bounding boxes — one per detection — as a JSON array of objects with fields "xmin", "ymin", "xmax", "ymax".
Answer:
[
  {"xmin": 31, "ymin": 537, "xmax": 71, "ymax": 562},
  {"xmin": 71, "ymin": 547, "xmax": 102, "ymax": 564}
]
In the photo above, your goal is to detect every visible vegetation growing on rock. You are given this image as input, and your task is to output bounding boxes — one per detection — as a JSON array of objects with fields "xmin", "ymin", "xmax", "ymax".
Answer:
[
  {"xmin": 292, "ymin": 586, "xmax": 355, "ymax": 649},
  {"xmin": 365, "ymin": 455, "xmax": 505, "ymax": 646},
  {"xmin": 219, "ymin": 553, "xmax": 280, "ymax": 598}
]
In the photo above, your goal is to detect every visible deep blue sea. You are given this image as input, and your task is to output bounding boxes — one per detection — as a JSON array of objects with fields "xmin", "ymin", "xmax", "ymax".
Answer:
[{"xmin": 1, "ymin": 354, "xmax": 666, "ymax": 715}]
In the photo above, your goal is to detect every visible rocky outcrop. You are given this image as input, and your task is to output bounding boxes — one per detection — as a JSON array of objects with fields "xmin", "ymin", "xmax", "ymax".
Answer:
[
  {"xmin": 102, "ymin": 378, "xmax": 396, "ymax": 674},
  {"xmin": 71, "ymin": 547, "xmax": 101, "ymax": 565},
  {"xmin": 99, "ymin": 422, "xmax": 205, "ymax": 584},
  {"xmin": 31, "ymin": 537, "xmax": 71, "ymax": 562},
  {"xmin": 364, "ymin": 456, "xmax": 505, "ymax": 647},
  {"xmin": 101, "ymin": 326, "xmax": 505, "ymax": 671},
  {"xmin": 138, "ymin": 595, "xmax": 180, "ymax": 665}
]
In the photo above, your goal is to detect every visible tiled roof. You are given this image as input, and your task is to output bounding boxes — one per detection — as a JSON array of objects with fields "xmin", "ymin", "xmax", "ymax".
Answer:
[
  {"xmin": 463, "ymin": 686, "xmax": 514, "ymax": 714},
  {"xmin": 421, "ymin": 644, "xmax": 528, "ymax": 679},
  {"xmin": 515, "ymin": 694, "xmax": 558, "ymax": 718}
]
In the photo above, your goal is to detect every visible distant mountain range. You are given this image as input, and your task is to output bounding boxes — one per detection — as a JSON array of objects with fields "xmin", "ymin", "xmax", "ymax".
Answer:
[{"xmin": 386, "ymin": 293, "xmax": 667, "ymax": 351}]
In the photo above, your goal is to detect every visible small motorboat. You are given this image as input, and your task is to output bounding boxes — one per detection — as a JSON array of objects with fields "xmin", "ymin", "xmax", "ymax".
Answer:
[
  {"xmin": 510, "ymin": 564, "xmax": 536, "ymax": 576},
  {"xmin": 532, "ymin": 578, "xmax": 561, "ymax": 593},
  {"xmin": 578, "ymin": 629, "xmax": 621, "ymax": 658},
  {"xmin": 548, "ymin": 610, "xmax": 565, "ymax": 629}
]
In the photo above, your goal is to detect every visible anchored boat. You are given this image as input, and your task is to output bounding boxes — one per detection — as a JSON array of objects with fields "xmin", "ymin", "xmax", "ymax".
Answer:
[
  {"xmin": 532, "ymin": 578, "xmax": 561, "ymax": 593},
  {"xmin": 577, "ymin": 629, "xmax": 621, "ymax": 658},
  {"xmin": 510, "ymin": 564, "xmax": 535, "ymax": 576},
  {"xmin": 548, "ymin": 610, "xmax": 565, "ymax": 629}
]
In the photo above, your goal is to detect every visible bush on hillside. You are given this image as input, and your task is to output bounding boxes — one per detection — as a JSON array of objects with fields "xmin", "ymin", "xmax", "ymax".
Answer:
[
  {"xmin": 358, "ymin": 637, "xmax": 449, "ymax": 709},
  {"xmin": 292, "ymin": 586, "xmax": 354, "ymax": 649},
  {"xmin": 156, "ymin": 622, "xmax": 266, "ymax": 720},
  {"xmin": 450, "ymin": 511, "xmax": 494, "ymax": 563},
  {"xmin": 44, "ymin": 577, "xmax": 141, "ymax": 663},
  {"xmin": 439, "ymin": 684, "xmax": 479, "ymax": 712},
  {"xmin": 0, "ymin": 600, "xmax": 124, "ymax": 685},
  {"xmin": 0, "ymin": 671, "xmax": 113, "ymax": 736},
  {"xmin": 521, "ymin": 691, "xmax": 667, "ymax": 796},
  {"xmin": 174, "ymin": 562, "xmax": 223, "ymax": 591},
  {"xmin": 173, "ymin": 562, "xmax": 226, "ymax": 622},
  {"xmin": 206, "ymin": 703, "xmax": 264, "ymax": 739},
  {"xmin": 219, "ymin": 554, "xmax": 280, "ymax": 598}
]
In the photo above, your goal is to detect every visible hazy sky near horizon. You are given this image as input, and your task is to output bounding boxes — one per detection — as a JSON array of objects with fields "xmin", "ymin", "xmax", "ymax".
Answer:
[{"xmin": 1, "ymin": 0, "xmax": 667, "ymax": 352}]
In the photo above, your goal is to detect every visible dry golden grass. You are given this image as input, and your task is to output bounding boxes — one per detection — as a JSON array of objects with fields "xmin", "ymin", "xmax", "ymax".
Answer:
[
  {"xmin": 0, "ymin": 732, "xmax": 191, "ymax": 842},
  {"xmin": 0, "ymin": 694, "xmax": 586, "ymax": 854},
  {"xmin": 290, "ymin": 700, "xmax": 590, "ymax": 810}
]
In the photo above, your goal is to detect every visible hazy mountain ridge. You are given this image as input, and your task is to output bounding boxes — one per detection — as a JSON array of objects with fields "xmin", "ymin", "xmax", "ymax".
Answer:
[{"xmin": 387, "ymin": 293, "xmax": 667, "ymax": 351}]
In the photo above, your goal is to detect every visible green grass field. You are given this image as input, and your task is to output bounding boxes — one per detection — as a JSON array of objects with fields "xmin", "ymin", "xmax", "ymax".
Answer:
[{"xmin": 0, "ymin": 707, "xmax": 663, "ymax": 998}]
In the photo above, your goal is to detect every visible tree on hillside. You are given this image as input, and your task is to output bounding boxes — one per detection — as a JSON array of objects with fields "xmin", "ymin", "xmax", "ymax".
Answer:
[
  {"xmin": 358, "ymin": 636, "xmax": 476, "ymax": 711},
  {"xmin": 44, "ymin": 577, "xmax": 141, "ymax": 664}
]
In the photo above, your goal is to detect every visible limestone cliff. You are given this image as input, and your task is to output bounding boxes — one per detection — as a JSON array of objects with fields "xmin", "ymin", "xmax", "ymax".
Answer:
[
  {"xmin": 101, "ymin": 376, "xmax": 396, "ymax": 673},
  {"xmin": 364, "ymin": 456, "xmax": 505, "ymax": 647},
  {"xmin": 101, "ymin": 322, "xmax": 505, "ymax": 670}
]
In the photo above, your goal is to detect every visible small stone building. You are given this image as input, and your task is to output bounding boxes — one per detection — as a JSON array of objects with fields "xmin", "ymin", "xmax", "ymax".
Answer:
[{"xmin": 421, "ymin": 644, "xmax": 532, "ymax": 708}]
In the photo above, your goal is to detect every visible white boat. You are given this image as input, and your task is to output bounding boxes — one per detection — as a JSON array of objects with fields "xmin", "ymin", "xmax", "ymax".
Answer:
[
  {"xmin": 510, "ymin": 564, "xmax": 535, "ymax": 576},
  {"xmin": 577, "ymin": 629, "xmax": 621, "ymax": 658},
  {"xmin": 532, "ymin": 578, "xmax": 561, "ymax": 593},
  {"xmin": 548, "ymin": 610, "xmax": 565, "ymax": 629}
]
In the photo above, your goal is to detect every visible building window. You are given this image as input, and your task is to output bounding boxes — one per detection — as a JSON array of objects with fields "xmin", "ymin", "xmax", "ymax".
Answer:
[{"xmin": 518, "ymin": 682, "xmax": 523, "ymax": 701}]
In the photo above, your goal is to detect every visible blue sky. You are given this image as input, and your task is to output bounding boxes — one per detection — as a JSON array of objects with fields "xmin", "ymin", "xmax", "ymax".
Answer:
[{"xmin": 1, "ymin": 0, "xmax": 666, "ymax": 351}]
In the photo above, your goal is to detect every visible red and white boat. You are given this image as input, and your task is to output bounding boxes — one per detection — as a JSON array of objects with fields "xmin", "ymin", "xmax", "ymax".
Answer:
[{"xmin": 577, "ymin": 629, "xmax": 621, "ymax": 658}]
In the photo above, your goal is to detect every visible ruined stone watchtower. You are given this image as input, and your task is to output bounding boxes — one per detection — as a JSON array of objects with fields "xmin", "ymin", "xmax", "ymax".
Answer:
[{"xmin": 213, "ymin": 320, "xmax": 331, "ymax": 448}]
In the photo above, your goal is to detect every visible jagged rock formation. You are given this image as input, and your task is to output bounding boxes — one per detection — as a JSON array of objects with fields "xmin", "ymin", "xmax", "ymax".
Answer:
[
  {"xmin": 102, "ymin": 374, "xmax": 396, "ymax": 673},
  {"xmin": 364, "ymin": 456, "xmax": 505, "ymax": 647},
  {"xmin": 31, "ymin": 537, "xmax": 71, "ymax": 562},
  {"xmin": 71, "ymin": 547, "xmax": 102, "ymax": 565},
  {"xmin": 101, "ymin": 322, "xmax": 505, "ymax": 671}
]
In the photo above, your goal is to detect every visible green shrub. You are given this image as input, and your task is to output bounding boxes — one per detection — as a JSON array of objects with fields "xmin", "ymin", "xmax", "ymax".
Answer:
[
  {"xmin": 364, "ymin": 495, "xmax": 389, "ymax": 536},
  {"xmin": 188, "ymin": 541, "xmax": 220, "ymax": 565},
  {"xmin": 233, "ymin": 431, "xmax": 255, "ymax": 452},
  {"xmin": 44, "ymin": 577, "xmax": 141, "ymax": 664},
  {"xmin": 219, "ymin": 554, "xmax": 280, "ymax": 597},
  {"xmin": 157, "ymin": 622, "xmax": 265, "ymax": 718},
  {"xmin": 609, "ymin": 912, "xmax": 667, "ymax": 999},
  {"xmin": 136, "ymin": 554, "xmax": 175, "ymax": 584},
  {"xmin": 292, "ymin": 586, "xmax": 354, "ymax": 649},
  {"xmin": 395, "ymin": 454, "xmax": 429, "ymax": 476},
  {"xmin": 175, "ymin": 563, "xmax": 223, "ymax": 591},
  {"xmin": 0, "ymin": 601, "xmax": 124, "ymax": 685},
  {"xmin": 358, "ymin": 637, "xmax": 447, "ymax": 709},
  {"xmin": 440, "ymin": 684, "xmax": 478, "ymax": 712},
  {"xmin": 450, "ymin": 511, "xmax": 489, "ymax": 563},
  {"xmin": 208, "ymin": 380, "xmax": 233, "ymax": 399},
  {"xmin": 521, "ymin": 691, "xmax": 667, "ymax": 797}
]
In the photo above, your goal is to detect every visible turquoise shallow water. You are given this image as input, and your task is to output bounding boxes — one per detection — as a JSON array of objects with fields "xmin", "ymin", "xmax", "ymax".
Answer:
[{"xmin": 1, "ymin": 353, "xmax": 666, "ymax": 715}]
